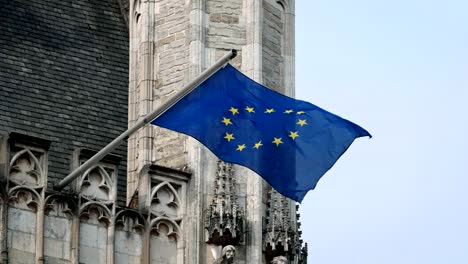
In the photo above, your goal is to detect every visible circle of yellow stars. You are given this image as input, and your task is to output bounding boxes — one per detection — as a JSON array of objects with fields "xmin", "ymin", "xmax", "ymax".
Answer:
[{"xmin": 221, "ymin": 106, "xmax": 308, "ymax": 151}]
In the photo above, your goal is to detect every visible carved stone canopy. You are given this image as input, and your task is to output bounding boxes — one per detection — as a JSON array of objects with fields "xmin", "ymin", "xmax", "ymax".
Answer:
[
  {"xmin": 264, "ymin": 188, "xmax": 308, "ymax": 263},
  {"xmin": 205, "ymin": 161, "xmax": 244, "ymax": 246}
]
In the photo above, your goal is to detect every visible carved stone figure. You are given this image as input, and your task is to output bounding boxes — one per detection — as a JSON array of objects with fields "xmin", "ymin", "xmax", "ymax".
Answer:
[
  {"xmin": 214, "ymin": 245, "xmax": 236, "ymax": 264},
  {"xmin": 271, "ymin": 256, "xmax": 288, "ymax": 264}
]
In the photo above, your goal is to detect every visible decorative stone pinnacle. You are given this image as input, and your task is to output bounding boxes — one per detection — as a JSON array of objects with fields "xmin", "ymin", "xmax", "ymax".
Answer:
[{"xmin": 205, "ymin": 161, "xmax": 244, "ymax": 246}]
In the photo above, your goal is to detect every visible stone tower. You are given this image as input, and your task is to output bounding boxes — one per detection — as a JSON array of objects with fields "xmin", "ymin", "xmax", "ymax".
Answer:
[{"xmin": 126, "ymin": 0, "xmax": 306, "ymax": 263}]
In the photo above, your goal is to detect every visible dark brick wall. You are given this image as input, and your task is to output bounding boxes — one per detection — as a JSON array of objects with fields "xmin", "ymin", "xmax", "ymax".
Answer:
[{"xmin": 0, "ymin": 0, "xmax": 129, "ymax": 204}]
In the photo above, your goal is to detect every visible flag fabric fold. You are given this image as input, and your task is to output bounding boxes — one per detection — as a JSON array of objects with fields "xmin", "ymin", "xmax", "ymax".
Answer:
[{"xmin": 152, "ymin": 64, "xmax": 371, "ymax": 202}]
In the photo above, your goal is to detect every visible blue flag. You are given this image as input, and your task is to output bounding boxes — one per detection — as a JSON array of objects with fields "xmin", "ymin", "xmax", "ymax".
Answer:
[{"xmin": 152, "ymin": 64, "xmax": 371, "ymax": 202}]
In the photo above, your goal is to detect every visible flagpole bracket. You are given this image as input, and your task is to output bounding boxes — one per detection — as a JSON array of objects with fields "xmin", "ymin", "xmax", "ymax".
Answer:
[{"xmin": 230, "ymin": 49, "xmax": 237, "ymax": 59}]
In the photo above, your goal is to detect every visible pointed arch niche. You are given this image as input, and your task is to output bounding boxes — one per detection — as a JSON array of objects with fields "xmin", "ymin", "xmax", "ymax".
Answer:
[
  {"xmin": 43, "ymin": 195, "xmax": 78, "ymax": 263},
  {"xmin": 142, "ymin": 165, "xmax": 190, "ymax": 264},
  {"xmin": 72, "ymin": 149, "xmax": 120, "ymax": 204},
  {"xmin": 78, "ymin": 202, "xmax": 112, "ymax": 264},
  {"xmin": 114, "ymin": 209, "xmax": 146, "ymax": 264},
  {"xmin": 7, "ymin": 133, "xmax": 50, "ymax": 189},
  {"xmin": 7, "ymin": 187, "xmax": 42, "ymax": 263}
]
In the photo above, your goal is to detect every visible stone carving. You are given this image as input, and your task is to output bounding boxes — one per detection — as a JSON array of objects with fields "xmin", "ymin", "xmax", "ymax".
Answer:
[
  {"xmin": 214, "ymin": 245, "xmax": 236, "ymax": 264},
  {"xmin": 150, "ymin": 217, "xmax": 180, "ymax": 263},
  {"xmin": 115, "ymin": 209, "xmax": 146, "ymax": 263},
  {"xmin": 7, "ymin": 187, "xmax": 40, "ymax": 264},
  {"xmin": 9, "ymin": 148, "xmax": 45, "ymax": 188},
  {"xmin": 264, "ymin": 188, "xmax": 309, "ymax": 263},
  {"xmin": 43, "ymin": 195, "xmax": 77, "ymax": 262},
  {"xmin": 148, "ymin": 180, "xmax": 183, "ymax": 262},
  {"xmin": 79, "ymin": 202, "xmax": 112, "ymax": 226},
  {"xmin": 145, "ymin": 166, "xmax": 188, "ymax": 263},
  {"xmin": 206, "ymin": 161, "xmax": 244, "ymax": 246},
  {"xmin": 115, "ymin": 209, "xmax": 146, "ymax": 234},
  {"xmin": 271, "ymin": 256, "xmax": 288, "ymax": 264},
  {"xmin": 8, "ymin": 186, "xmax": 41, "ymax": 212},
  {"xmin": 79, "ymin": 165, "xmax": 115, "ymax": 203},
  {"xmin": 78, "ymin": 202, "xmax": 111, "ymax": 264},
  {"xmin": 132, "ymin": 0, "xmax": 141, "ymax": 28},
  {"xmin": 150, "ymin": 217, "xmax": 180, "ymax": 239},
  {"xmin": 276, "ymin": 0, "xmax": 288, "ymax": 11},
  {"xmin": 45, "ymin": 195, "xmax": 77, "ymax": 218},
  {"xmin": 264, "ymin": 189, "xmax": 293, "ymax": 254},
  {"xmin": 150, "ymin": 182, "xmax": 181, "ymax": 219},
  {"xmin": 140, "ymin": 167, "xmax": 189, "ymax": 263}
]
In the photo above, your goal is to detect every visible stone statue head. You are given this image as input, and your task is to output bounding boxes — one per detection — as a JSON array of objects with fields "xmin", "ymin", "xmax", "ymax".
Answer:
[
  {"xmin": 222, "ymin": 245, "xmax": 236, "ymax": 260},
  {"xmin": 271, "ymin": 256, "xmax": 288, "ymax": 264}
]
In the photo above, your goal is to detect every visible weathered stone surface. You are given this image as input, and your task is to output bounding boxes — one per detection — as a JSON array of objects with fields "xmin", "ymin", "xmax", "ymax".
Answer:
[
  {"xmin": 44, "ymin": 216, "xmax": 71, "ymax": 241},
  {"xmin": 79, "ymin": 245, "xmax": 107, "ymax": 264},
  {"xmin": 8, "ymin": 248, "xmax": 35, "ymax": 264},
  {"xmin": 150, "ymin": 234, "xmax": 178, "ymax": 263},
  {"xmin": 44, "ymin": 216, "xmax": 72, "ymax": 260},
  {"xmin": 79, "ymin": 223, "xmax": 108, "ymax": 263},
  {"xmin": 262, "ymin": 0, "xmax": 285, "ymax": 92},
  {"xmin": 115, "ymin": 230, "xmax": 143, "ymax": 256},
  {"xmin": 44, "ymin": 238, "xmax": 66, "ymax": 260},
  {"xmin": 8, "ymin": 208, "xmax": 36, "ymax": 235},
  {"xmin": 210, "ymin": 14, "xmax": 239, "ymax": 24}
]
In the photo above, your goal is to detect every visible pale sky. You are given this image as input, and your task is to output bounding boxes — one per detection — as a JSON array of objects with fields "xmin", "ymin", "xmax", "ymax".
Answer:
[{"xmin": 296, "ymin": 0, "xmax": 468, "ymax": 263}]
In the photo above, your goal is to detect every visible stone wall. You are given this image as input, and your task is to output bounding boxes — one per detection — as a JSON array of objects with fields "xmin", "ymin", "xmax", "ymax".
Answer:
[
  {"xmin": 262, "ymin": 0, "xmax": 286, "ymax": 92},
  {"xmin": 152, "ymin": 0, "xmax": 191, "ymax": 168}
]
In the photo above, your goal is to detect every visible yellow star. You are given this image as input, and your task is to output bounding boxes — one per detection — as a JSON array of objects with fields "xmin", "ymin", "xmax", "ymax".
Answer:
[
  {"xmin": 221, "ymin": 117, "xmax": 232, "ymax": 126},
  {"xmin": 229, "ymin": 107, "xmax": 239, "ymax": 115},
  {"xmin": 289, "ymin": 131, "xmax": 299, "ymax": 140},
  {"xmin": 296, "ymin": 111, "xmax": 305, "ymax": 115},
  {"xmin": 265, "ymin": 108, "xmax": 275, "ymax": 113},
  {"xmin": 297, "ymin": 119, "xmax": 307, "ymax": 126},
  {"xmin": 272, "ymin": 137, "xmax": 283, "ymax": 146},
  {"xmin": 284, "ymin": 109, "xmax": 294, "ymax": 114},
  {"xmin": 224, "ymin": 133, "xmax": 235, "ymax": 142},
  {"xmin": 245, "ymin": 106, "xmax": 255, "ymax": 113},
  {"xmin": 236, "ymin": 144, "xmax": 246, "ymax": 151},
  {"xmin": 253, "ymin": 141, "xmax": 263, "ymax": 149}
]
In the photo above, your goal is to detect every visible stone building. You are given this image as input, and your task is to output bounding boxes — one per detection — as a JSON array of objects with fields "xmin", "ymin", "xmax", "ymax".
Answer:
[{"xmin": 0, "ymin": 0, "xmax": 307, "ymax": 263}]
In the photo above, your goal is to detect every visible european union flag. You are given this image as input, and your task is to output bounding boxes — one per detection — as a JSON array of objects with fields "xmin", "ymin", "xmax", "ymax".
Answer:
[{"xmin": 152, "ymin": 64, "xmax": 371, "ymax": 202}]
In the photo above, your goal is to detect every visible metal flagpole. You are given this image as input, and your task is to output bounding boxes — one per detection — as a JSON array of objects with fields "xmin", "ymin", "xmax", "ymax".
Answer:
[{"xmin": 54, "ymin": 49, "xmax": 237, "ymax": 191}]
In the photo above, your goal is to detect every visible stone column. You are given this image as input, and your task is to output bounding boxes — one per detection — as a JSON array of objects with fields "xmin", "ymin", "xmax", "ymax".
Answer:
[
  {"xmin": 283, "ymin": 0, "xmax": 295, "ymax": 98},
  {"xmin": 126, "ymin": 0, "xmax": 297, "ymax": 262},
  {"xmin": 243, "ymin": 0, "xmax": 264, "ymax": 262},
  {"xmin": 127, "ymin": 0, "xmax": 157, "ymax": 205}
]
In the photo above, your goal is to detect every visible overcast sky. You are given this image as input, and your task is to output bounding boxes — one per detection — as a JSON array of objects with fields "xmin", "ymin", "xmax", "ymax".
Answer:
[{"xmin": 295, "ymin": 0, "xmax": 468, "ymax": 263}]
